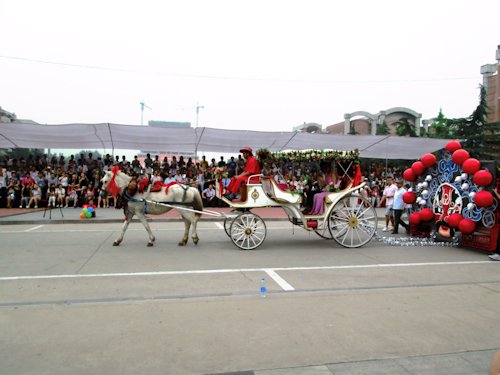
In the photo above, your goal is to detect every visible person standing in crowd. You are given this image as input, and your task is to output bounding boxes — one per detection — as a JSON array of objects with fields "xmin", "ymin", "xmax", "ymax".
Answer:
[
  {"xmin": 391, "ymin": 179, "xmax": 410, "ymax": 234},
  {"xmin": 227, "ymin": 156, "xmax": 237, "ymax": 177},
  {"xmin": 144, "ymin": 153, "xmax": 153, "ymax": 178},
  {"xmin": 224, "ymin": 147, "xmax": 261, "ymax": 200},
  {"xmin": 6, "ymin": 171, "xmax": 20, "ymax": 208},
  {"xmin": 378, "ymin": 175, "xmax": 397, "ymax": 232},
  {"xmin": 218, "ymin": 156, "xmax": 226, "ymax": 168}
]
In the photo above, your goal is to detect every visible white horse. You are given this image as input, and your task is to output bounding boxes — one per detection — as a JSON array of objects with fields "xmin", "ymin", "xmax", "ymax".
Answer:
[{"xmin": 101, "ymin": 169, "xmax": 204, "ymax": 247}]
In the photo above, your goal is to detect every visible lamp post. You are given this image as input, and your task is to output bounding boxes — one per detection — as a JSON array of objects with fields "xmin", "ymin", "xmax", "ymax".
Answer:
[{"xmin": 195, "ymin": 102, "xmax": 204, "ymax": 128}]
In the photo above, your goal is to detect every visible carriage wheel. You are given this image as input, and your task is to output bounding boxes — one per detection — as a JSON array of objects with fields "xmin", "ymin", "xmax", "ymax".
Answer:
[
  {"xmin": 328, "ymin": 195, "xmax": 377, "ymax": 248},
  {"xmin": 229, "ymin": 212, "xmax": 267, "ymax": 250},
  {"xmin": 223, "ymin": 217, "xmax": 233, "ymax": 237},
  {"xmin": 314, "ymin": 223, "xmax": 333, "ymax": 240}
]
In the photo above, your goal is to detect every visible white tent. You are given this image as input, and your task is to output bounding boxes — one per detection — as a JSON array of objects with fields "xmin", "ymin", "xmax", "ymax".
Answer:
[{"xmin": 0, "ymin": 122, "xmax": 450, "ymax": 160}]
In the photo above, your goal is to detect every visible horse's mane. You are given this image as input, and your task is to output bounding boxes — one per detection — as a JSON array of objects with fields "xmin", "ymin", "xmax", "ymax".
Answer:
[
  {"xmin": 114, "ymin": 171, "xmax": 132, "ymax": 189},
  {"xmin": 105, "ymin": 170, "xmax": 132, "ymax": 196}
]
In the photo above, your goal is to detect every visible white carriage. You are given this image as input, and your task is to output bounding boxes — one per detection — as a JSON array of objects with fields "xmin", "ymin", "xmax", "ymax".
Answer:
[{"xmin": 216, "ymin": 149, "xmax": 378, "ymax": 250}]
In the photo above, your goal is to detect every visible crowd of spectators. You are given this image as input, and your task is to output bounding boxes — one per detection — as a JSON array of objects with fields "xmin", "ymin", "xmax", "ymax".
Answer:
[{"xmin": 0, "ymin": 152, "xmax": 407, "ymax": 210}]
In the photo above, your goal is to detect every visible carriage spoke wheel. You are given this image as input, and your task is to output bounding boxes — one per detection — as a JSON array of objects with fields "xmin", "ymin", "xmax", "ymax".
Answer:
[
  {"xmin": 223, "ymin": 217, "xmax": 233, "ymax": 237},
  {"xmin": 230, "ymin": 212, "xmax": 267, "ymax": 250},
  {"xmin": 314, "ymin": 222, "xmax": 333, "ymax": 239},
  {"xmin": 328, "ymin": 195, "xmax": 377, "ymax": 248}
]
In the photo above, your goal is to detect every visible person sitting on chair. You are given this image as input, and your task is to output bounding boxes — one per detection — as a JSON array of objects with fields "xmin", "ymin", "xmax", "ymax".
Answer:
[{"xmin": 224, "ymin": 147, "xmax": 261, "ymax": 200}]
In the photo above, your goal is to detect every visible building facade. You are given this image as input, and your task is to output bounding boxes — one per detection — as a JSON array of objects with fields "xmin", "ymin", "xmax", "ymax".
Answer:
[
  {"xmin": 481, "ymin": 45, "xmax": 500, "ymax": 124},
  {"xmin": 325, "ymin": 107, "xmax": 423, "ymax": 136}
]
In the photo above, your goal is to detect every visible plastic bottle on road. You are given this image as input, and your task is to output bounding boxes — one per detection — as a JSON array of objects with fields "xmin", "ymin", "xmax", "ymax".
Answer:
[{"xmin": 260, "ymin": 277, "xmax": 267, "ymax": 298}]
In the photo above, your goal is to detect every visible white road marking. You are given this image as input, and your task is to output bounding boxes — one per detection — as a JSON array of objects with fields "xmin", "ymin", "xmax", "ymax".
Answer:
[
  {"xmin": 0, "ymin": 261, "xmax": 493, "ymax": 282},
  {"xmin": 24, "ymin": 225, "xmax": 44, "ymax": 232},
  {"xmin": 214, "ymin": 222, "xmax": 224, "ymax": 230},
  {"xmin": 265, "ymin": 269, "xmax": 295, "ymax": 291}
]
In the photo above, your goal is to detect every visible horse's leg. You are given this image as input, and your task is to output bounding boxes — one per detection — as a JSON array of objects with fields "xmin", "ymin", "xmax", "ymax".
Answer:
[
  {"xmin": 191, "ymin": 214, "xmax": 201, "ymax": 245},
  {"xmin": 137, "ymin": 212, "xmax": 155, "ymax": 246},
  {"xmin": 114, "ymin": 215, "xmax": 132, "ymax": 246},
  {"xmin": 178, "ymin": 213, "xmax": 190, "ymax": 246}
]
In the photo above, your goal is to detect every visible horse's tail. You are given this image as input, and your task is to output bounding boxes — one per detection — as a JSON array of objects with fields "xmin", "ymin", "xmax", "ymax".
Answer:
[{"xmin": 191, "ymin": 187, "xmax": 204, "ymax": 216}]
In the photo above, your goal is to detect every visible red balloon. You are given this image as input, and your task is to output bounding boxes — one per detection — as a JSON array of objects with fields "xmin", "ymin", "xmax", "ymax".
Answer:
[
  {"xmin": 411, "ymin": 161, "xmax": 425, "ymax": 176},
  {"xmin": 473, "ymin": 170, "xmax": 493, "ymax": 187},
  {"xmin": 474, "ymin": 190, "xmax": 494, "ymax": 207},
  {"xmin": 462, "ymin": 158, "xmax": 481, "ymax": 175},
  {"xmin": 421, "ymin": 153, "xmax": 436, "ymax": 168},
  {"xmin": 403, "ymin": 168, "xmax": 416, "ymax": 182},
  {"xmin": 445, "ymin": 140, "xmax": 461, "ymax": 153},
  {"xmin": 403, "ymin": 192, "xmax": 416, "ymax": 204},
  {"xmin": 409, "ymin": 212, "xmax": 421, "ymax": 225},
  {"xmin": 458, "ymin": 218, "xmax": 476, "ymax": 234},
  {"xmin": 419, "ymin": 208, "xmax": 435, "ymax": 222},
  {"xmin": 447, "ymin": 213, "xmax": 463, "ymax": 228},
  {"xmin": 452, "ymin": 149, "xmax": 469, "ymax": 165}
]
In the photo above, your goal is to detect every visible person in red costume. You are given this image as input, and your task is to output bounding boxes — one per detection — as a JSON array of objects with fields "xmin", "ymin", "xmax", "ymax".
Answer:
[{"xmin": 224, "ymin": 147, "xmax": 261, "ymax": 200}]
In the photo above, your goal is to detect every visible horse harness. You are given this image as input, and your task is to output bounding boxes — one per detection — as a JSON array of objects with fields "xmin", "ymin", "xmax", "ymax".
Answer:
[{"xmin": 123, "ymin": 182, "xmax": 191, "ymax": 215}]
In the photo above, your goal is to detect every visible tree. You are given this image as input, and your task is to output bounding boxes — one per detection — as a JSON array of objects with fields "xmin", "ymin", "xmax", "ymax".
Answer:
[
  {"xmin": 376, "ymin": 121, "xmax": 389, "ymax": 135},
  {"xmin": 449, "ymin": 85, "xmax": 489, "ymax": 159},
  {"xmin": 394, "ymin": 118, "xmax": 417, "ymax": 137},
  {"xmin": 429, "ymin": 109, "xmax": 456, "ymax": 138}
]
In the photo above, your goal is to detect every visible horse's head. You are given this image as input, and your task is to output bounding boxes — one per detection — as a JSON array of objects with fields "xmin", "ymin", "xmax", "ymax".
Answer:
[
  {"xmin": 100, "ymin": 170, "xmax": 113, "ymax": 188},
  {"xmin": 101, "ymin": 167, "xmax": 130, "ymax": 196}
]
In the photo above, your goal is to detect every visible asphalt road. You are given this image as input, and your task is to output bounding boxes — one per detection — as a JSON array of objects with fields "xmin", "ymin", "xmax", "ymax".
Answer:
[{"xmin": 0, "ymin": 221, "xmax": 499, "ymax": 374}]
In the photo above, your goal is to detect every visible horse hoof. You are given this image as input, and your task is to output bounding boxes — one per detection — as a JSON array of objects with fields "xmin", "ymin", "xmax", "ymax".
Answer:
[
  {"xmin": 178, "ymin": 241, "xmax": 186, "ymax": 246},
  {"xmin": 147, "ymin": 242, "xmax": 154, "ymax": 247},
  {"xmin": 113, "ymin": 241, "xmax": 120, "ymax": 246},
  {"xmin": 193, "ymin": 238, "xmax": 199, "ymax": 245}
]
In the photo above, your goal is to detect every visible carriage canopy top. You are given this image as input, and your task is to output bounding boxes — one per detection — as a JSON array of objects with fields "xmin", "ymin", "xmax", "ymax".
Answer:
[{"xmin": 0, "ymin": 122, "xmax": 451, "ymax": 160}]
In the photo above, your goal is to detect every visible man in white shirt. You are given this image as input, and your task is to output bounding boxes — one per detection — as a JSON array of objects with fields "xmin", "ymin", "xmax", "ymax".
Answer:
[
  {"xmin": 202, "ymin": 184, "xmax": 218, "ymax": 207},
  {"xmin": 392, "ymin": 179, "xmax": 410, "ymax": 234},
  {"xmin": 378, "ymin": 176, "xmax": 397, "ymax": 231}
]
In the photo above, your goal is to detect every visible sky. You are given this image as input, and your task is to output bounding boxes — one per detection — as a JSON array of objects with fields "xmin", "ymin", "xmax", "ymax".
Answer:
[{"xmin": 1, "ymin": 0, "xmax": 499, "ymax": 138}]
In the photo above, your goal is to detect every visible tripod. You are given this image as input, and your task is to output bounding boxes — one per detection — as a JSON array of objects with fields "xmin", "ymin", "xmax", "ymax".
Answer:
[{"xmin": 43, "ymin": 204, "xmax": 64, "ymax": 219}]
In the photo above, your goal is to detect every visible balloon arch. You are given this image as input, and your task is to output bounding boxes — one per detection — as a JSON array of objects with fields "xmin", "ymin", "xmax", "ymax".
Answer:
[{"xmin": 401, "ymin": 140, "xmax": 497, "ymax": 250}]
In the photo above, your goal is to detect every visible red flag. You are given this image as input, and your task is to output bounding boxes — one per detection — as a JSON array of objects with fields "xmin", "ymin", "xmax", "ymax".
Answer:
[{"xmin": 353, "ymin": 164, "xmax": 362, "ymax": 187}]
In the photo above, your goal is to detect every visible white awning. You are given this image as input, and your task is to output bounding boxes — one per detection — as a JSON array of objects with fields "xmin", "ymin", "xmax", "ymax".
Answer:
[{"xmin": 0, "ymin": 122, "xmax": 450, "ymax": 160}]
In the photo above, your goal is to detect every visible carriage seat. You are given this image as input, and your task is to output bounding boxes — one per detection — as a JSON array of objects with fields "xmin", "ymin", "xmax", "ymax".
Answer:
[{"xmin": 261, "ymin": 177, "xmax": 302, "ymax": 205}]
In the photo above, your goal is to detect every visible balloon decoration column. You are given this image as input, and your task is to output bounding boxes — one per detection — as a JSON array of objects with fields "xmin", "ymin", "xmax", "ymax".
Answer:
[{"xmin": 402, "ymin": 141, "xmax": 498, "ymax": 251}]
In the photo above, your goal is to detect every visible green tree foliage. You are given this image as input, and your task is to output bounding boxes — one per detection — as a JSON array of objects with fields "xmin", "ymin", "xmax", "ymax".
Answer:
[
  {"xmin": 394, "ymin": 118, "xmax": 417, "ymax": 137},
  {"xmin": 448, "ymin": 85, "xmax": 491, "ymax": 159},
  {"xmin": 376, "ymin": 121, "xmax": 389, "ymax": 135},
  {"xmin": 429, "ymin": 109, "xmax": 456, "ymax": 138}
]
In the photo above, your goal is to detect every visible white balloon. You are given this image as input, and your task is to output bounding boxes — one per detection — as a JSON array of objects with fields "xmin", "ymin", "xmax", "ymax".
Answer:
[
  {"xmin": 461, "ymin": 183, "xmax": 469, "ymax": 190},
  {"xmin": 454, "ymin": 176, "xmax": 462, "ymax": 183},
  {"xmin": 422, "ymin": 190, "xmax": 429, "ymax": 197},
  {"xmin": 417, "ymin": 183, "xmax": 422, "ymax": 190},
  {"xmin": 467, "ymin": 202, "xmax": 474, "ymax": 210},
  {"xmin": 408, "ymin": 188, "xmax": 413, "ymax": 192},
  {"xmin": 419, "ymin": 200, "xmax": 427, "ymax": 206},
  {"xmin": 422, "ymin": 181, "xmax": 428, "ymax": 188},
  {"xmin": 469, "ymin": 191, "xmax": 476, "ymax": 199},
  {"xmin": 461, "ymin": 173, "xmax": 468, "ymax": 180},
  {"xmin": 425, "ymin": 175, "xmax": 432, "ymax": 182}
]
